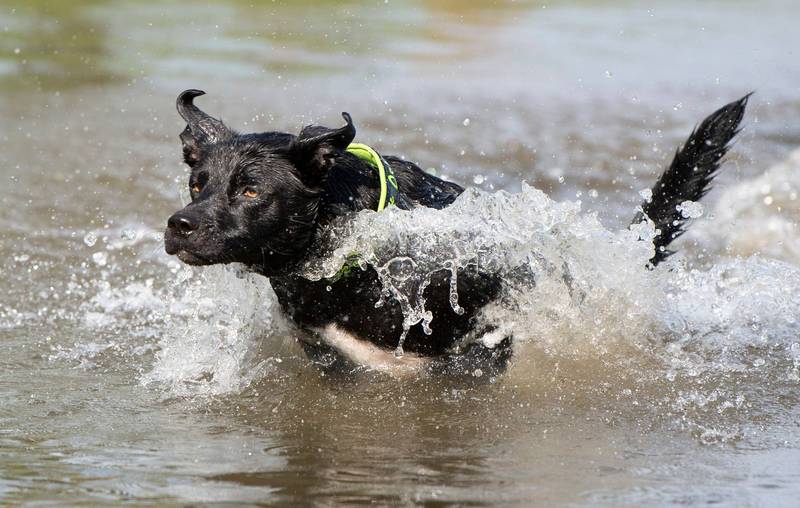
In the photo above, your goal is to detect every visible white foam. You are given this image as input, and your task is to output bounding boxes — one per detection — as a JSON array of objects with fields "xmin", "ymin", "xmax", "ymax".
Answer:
[
  {"xmin": 76, "ymin": 262, "xmax": 283, "ymax": 396},
  {"xmin": 688, "ymin": 147, "xmax": 800, "ymax": 264},
  {"xmin": 140, "ymin": 266, "xmax": 280, "ymax": 397}
]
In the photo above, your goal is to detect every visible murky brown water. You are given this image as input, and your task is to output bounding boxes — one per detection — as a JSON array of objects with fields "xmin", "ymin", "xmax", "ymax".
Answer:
[{"xmin": 2, "ymin": 1, "xmax": 800, "ymax": 505}]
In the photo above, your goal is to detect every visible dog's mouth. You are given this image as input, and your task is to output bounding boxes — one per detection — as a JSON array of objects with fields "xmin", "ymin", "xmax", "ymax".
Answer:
[
  {"xmin": 164, "ymin": 231, "xmax": 214, "ymax": 266},
  {"xmin": 164, "ymin": 241, "xmax": 213, "ymax": 266},
  {"xmin": 163, "ymin": 230, "xmax": 294, "ymax": 273},
  {"xmin": 174, "ymin": 250, "xmax": 213, "ymax": 266}
]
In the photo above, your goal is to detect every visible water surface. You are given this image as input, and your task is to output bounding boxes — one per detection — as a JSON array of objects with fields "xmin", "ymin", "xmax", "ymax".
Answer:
[{"xmin": 2, "ymin": 1, "xmax": 800, "ymax": 505}]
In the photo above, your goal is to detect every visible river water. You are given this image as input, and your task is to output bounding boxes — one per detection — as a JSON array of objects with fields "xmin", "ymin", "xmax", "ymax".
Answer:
[{"xmin": 2, "ymin": 1, "xmax": 800, "ymax": 505}]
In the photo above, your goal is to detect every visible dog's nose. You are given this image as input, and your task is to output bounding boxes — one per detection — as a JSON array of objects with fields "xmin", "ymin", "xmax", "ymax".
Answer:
[{"xmin": 167, "ymin": 212, "xmax": 199, "ymax": 236}]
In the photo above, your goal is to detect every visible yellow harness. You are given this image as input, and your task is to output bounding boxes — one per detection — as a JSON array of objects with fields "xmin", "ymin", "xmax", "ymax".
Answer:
[
  {"xmin": 327, "ymin": 143, "xmax": 400, "ymax": 281},
  {"xmin": 346, "ymin": 143, "xmax": 399, "ymax": 212}
]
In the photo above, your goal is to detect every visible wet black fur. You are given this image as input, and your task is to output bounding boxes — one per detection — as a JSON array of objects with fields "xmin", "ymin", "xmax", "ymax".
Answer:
[
  {"xmin": 165, "ymin": 90, "xmax": 748, "ymax": 373},
  {"xmin": 633, "ymin": 94, "xmax": 750, "ymax": 264}
]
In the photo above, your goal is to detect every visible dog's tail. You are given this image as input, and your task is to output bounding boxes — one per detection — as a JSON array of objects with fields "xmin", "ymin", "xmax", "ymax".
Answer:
[{"xmin": 633, "ymin": 94, "xmax": 750, "ymax": 265}]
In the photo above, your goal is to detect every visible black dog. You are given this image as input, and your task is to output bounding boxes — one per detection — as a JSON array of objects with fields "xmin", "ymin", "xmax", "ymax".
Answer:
[{"xmin": 164, "ymin": 90, "xmax": 749, "ymax": 376}]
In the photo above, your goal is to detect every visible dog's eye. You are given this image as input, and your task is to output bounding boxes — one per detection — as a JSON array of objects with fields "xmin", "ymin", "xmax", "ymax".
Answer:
[
  {"xmin": 243, "ymin": 188, "xmax": 259, "ymax": 198},
  {"xmin": 191, "ymin": 184, "xmax": 202, "ymax": 194}
]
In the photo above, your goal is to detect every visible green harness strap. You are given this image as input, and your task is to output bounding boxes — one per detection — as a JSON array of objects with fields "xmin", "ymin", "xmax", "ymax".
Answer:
[
  {"xmin": 327, "ymin": 143, "xmax": 399, "ymax": 282},
  {"xmin": 346, "ymin": 142, "xmax": 399, "ymax": 212}
]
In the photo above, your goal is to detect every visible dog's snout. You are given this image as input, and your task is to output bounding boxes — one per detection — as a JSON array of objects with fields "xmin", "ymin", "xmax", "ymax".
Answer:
[{"xmin": 167, "ymin": 212, "xmax": 199, "ymax": 236}]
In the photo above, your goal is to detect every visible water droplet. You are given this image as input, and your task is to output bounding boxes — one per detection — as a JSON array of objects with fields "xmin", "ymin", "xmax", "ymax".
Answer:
[
  {"xmin": 605, "ymin": 70, "xmax": 613, "ymax": 78},
  {"xmin": 676, "ymin": 200, "xmax": 704, "ymax": 219},
  {"xmin": 462, "ymin": 118, "xmax": 470, "ymax": 127},
  {"xmin": 92, "ymin": 251, "xmax": 108, "ymax": 266},
  {"xmin": 639, "ymin": 188, "xmax": 653, "ymax": 202},
  {"xmin": 447, "ymin": 264, "xmax": 465, "ymax": 315},
  {"xmin": 384, "ymin": 257, "xmax": 417, "ymax": 281},
  {"xmin": 473, "ymin": 174, "xmax": 485, "ymax": 185},
  {"xmin": 588, "ymin": 189, "xmax": 599, "ymax": 198},
  {"xmin": 83, "ymin": 232, "xmax": 97, "ymax": 246}
]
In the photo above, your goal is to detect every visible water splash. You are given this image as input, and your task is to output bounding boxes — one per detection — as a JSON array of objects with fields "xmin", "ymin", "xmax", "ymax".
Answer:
[
  {"xmin": 688, "ymin": 147, "xmax": 800, "ymax": 264},
  {"xmin": 74, "ymin": 257, "xmax": 283, "ymax": 396},
  {"xmin": 67, "ymin": 157, "xmax": 800, "ymax": 432},
  {"xmin": 140, "ymin": 266, "xmax": 279, "ymax": 397},
  {"xmin": 301, "ymin": 183, "xmax": 659, "ymax": 349},
  {"xmin": 292, "ymin": 178, "xmax": 800, "ymax": 440}
]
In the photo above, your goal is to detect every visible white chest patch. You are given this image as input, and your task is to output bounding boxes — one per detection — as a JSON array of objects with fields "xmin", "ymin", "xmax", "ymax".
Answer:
[{"xmin": 311, "ymin": 324, "xmax": 430, "ymax": 377}]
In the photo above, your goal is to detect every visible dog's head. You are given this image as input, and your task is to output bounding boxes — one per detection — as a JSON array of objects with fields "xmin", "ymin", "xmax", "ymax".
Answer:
[{"xmin": 164, "ymin": 90, "xmax": 356, "ymax": 275}]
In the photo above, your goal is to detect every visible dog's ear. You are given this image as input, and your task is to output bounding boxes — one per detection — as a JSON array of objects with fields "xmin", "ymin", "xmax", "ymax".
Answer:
[
  {"xmin": 176, "ymin": 89, "xmax": 232, "ymax": 167},
  {"xmin": 288, "ymin": 112, "xmax": 356, "ymax": 186}
]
